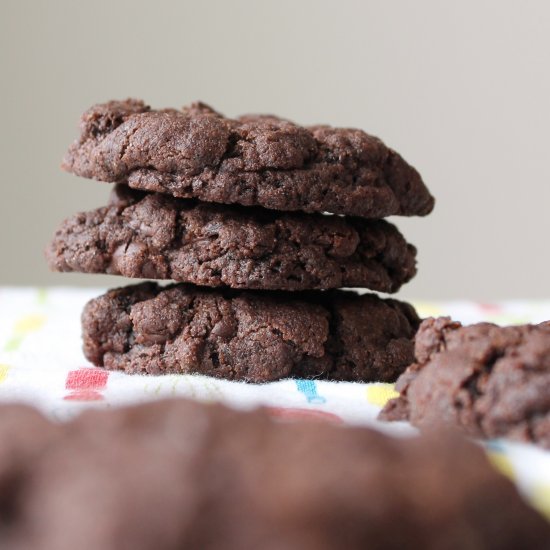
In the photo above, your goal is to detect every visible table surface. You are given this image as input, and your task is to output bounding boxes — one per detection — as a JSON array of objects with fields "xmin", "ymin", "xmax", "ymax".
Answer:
[{"xmin": 1, "ymin": 287, "xmax": 550, "ymax": 519}]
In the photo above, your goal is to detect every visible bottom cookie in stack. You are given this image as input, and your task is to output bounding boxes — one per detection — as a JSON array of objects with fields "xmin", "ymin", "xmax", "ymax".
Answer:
[{"xmin": 82, "ymin": 282, "xmax": 420, "ymax": 383}]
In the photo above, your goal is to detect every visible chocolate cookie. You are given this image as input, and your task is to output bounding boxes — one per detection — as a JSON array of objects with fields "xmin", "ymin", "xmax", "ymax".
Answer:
[
  {"xmin": 1, "ymin": 399, "xmax": 549, "ymax": 550},
  {"xmin": 380, "ymin": 317, "xmax": 550, "ymax": 449},
  {"xmin": 62, "ymin": 99, "xmax": 435, "ymax": 218},
  {"xmin": 47, "ymin": 185, "xmax": 417, "ymax": 292},
  {"xmin": 81, "ymin": 282, "xmax": 420, "ymax": 382}
]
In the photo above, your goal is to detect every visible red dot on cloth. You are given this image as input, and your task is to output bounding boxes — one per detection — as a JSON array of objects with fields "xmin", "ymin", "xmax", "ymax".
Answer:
[
  {"xmin": 478, "ymin": 303, "xmax": 503, "ymax": 313},
  {"xmin": 65, "ymin": 368, "xmax": 109, "ymax": 391},
  {"xmin": 266, "ymin": 407, "xmax": 342, "ymax": 424},
  {"xmin": 63, "ymin": 390, "xmax": 104, "ymax": 401}
]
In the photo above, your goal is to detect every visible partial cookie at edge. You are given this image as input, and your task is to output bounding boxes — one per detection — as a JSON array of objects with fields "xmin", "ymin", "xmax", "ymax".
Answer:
[{"xmin": 379, "ymin": 316, "xmax": 550, "ymax": 449}]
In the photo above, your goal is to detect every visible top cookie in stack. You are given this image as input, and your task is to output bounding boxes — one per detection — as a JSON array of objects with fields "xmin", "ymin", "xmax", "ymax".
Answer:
[
  {"xmin": 47, "ymin": 100, "xmax": 434, "ymax": 382},
  {"xmin": 62, "ymin": 100, "xmax": 434, "ymax": 219}
]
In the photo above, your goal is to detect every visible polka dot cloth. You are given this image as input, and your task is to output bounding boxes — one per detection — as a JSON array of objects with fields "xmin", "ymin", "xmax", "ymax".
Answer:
[{"xmin": 1, "ymin": 287, "xmax": 550, "ymax": 519}]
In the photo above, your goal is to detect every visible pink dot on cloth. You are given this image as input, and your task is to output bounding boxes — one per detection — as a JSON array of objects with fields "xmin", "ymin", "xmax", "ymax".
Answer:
[{"xmin": 65, "ymin": 368, "xmax": 109, "ymax": 391}]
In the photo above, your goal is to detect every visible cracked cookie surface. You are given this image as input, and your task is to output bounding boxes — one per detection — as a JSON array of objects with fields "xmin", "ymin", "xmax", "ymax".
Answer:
[
  {"xmin": 62, "ymin": 99, "xmax": 435, "ymax": 218},
  {"xmin": 81, "ymin": 282, "xmax": 420, "ymax": 382},
  {"xmin": 47, "ymin": 185, "xmax": 417, "ymax": 292},
  {"xmin": 379, "ymin": 317, "xmax": 550, "ymax": 449}
]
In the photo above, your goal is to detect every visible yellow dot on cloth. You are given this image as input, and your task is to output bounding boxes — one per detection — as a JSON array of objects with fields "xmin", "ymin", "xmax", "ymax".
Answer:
[
  {"xmin": 36, "ymin": 288, "xmax": 48, "ymax": 305},
  {"xmin": 0, "ymin": 364, "xmax": 10, "ymax": 384},
  {"xmin": 4, "ymin": 336, "xmax": 23, "ymax": 353},
  {"xmin": 530, "ymin": 485, "xmax": 550, "ymax": 521},
  {"xmin": 14, "ymin": 314, "xmax": 46, "ymax": 335},
  {"xmin": 486, "ymin": 451, "xmax": 515, "ymax": 480},
  {"xmin": 411, "ymin": 302, "xmax": 445, "ymax": 319},
  {"xmin": 366, "ymin": 384, "xmax": 399, "ymax": 407}
]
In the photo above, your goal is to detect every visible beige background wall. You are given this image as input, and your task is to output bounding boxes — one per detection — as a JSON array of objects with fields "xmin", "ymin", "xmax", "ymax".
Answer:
[{"xmin": 1, "ymin": 0, "xmax": 549, "ymax": 299}]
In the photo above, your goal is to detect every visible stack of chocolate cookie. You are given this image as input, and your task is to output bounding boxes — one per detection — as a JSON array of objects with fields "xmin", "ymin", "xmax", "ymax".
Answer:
[{"xmin": 47, "ymin": 100, "xmax": 434, "ymax": 382}]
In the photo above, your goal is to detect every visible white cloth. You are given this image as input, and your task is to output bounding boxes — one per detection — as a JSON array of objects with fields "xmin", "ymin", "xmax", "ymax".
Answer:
[{"xmin": 1, "ymin": 287, "xmax": 549, "ymax": 518}]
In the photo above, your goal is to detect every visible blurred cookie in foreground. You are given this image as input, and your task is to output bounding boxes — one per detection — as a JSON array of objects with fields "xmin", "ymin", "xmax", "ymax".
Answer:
[
  {"xmin": 62, "ymin": 99, "xmax": 434, "ymax": 218},
  {"xmin": 1, "ymin": 399, "xmax": 548, "ymax": 549},
  {"xmin": 81, "ymin": 282, "xmax": 420, "ymax": 383},
  {"xmin": 380, "ymin": 317, "xmax": 550, "ymax": 449}
]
